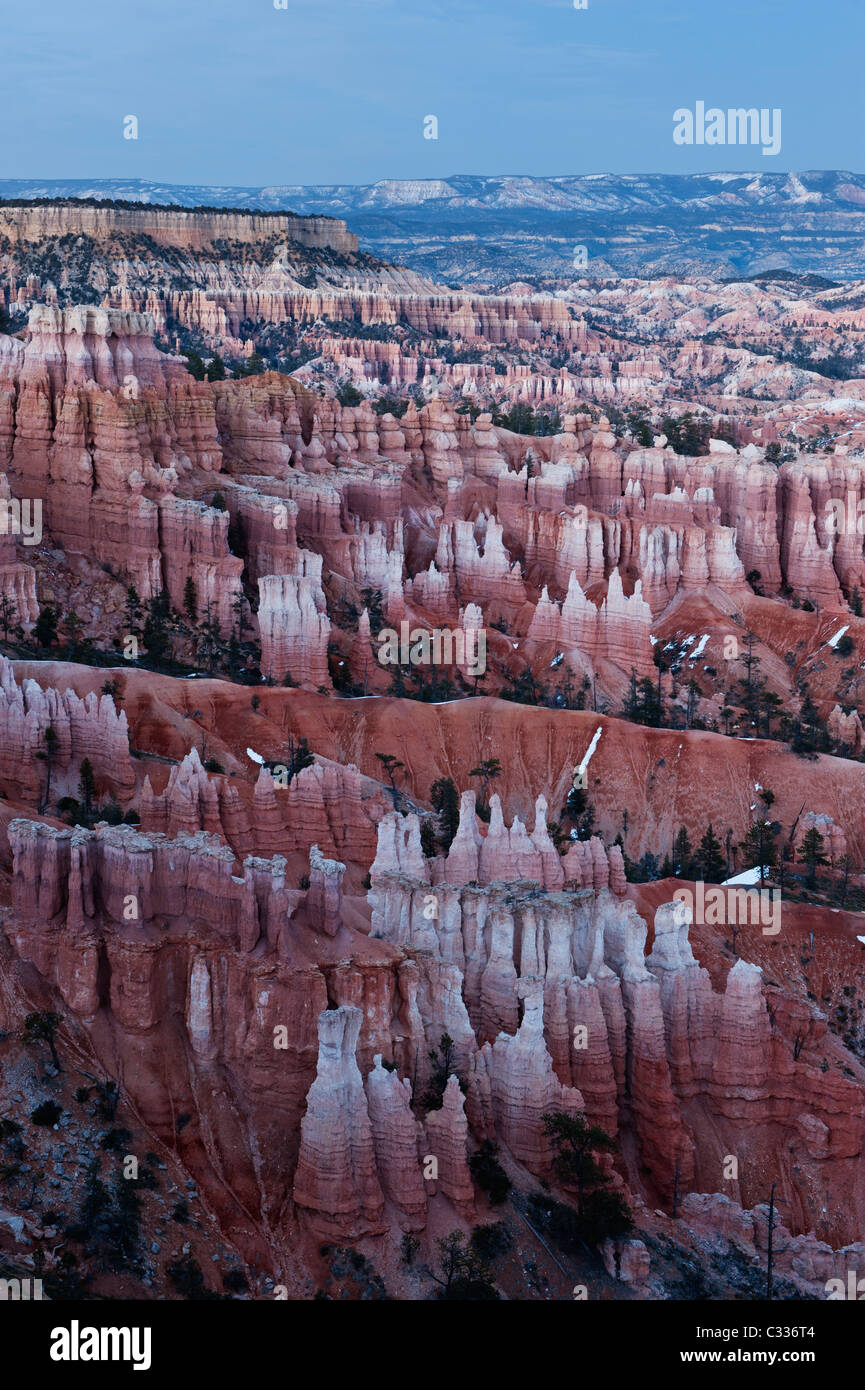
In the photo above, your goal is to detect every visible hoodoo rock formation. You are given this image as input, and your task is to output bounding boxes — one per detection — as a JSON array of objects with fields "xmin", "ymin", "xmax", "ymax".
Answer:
[
  {"xmin": 0, "ymin": 655, "xmax": 133, "ymax": 805},
  {"xmin": 293, "ymin": 1007, "xmax": 386, "ymax": 1238},
  {"xmin": 3, "ymin": 782, "xmax": 862, "ymax": 1269},
  {"xmin": 2, "ymin": 199, "xmax": 865, "ymax": 1301}
]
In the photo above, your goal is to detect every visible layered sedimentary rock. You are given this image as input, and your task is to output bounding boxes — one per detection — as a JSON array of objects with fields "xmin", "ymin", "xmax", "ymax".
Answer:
[
  {"xmin": 366, "ymin": 1055, "xmax": 428, "ymax": 1229},
  {"xmin": 2, "ymin": 752, "xmax": 864, "ymax": 1258},
  {"xmin": 7, "ymin": 818, "xmax": 297, "ymax": 969},
  {"xmin": 0, "ymin": 655, "xmax": 134, "ymax": 805},
  {"xmin": 0, "ymin": 204, "xmax": 359, "ymax": 255},
  {"xmin": 1, "ymin": 305, "xmax": 226, "ymax": 600},
  {"xmin": 370, "ymin": 792, "xmax": 625, "ymax": 897},
  {"xmin": 367, "ymin": 803, "xmax": 865, "ymax": 1207},
  {"xmin": 292, "ymin": 1007, "xmax": 386, "ymax": 1238},
  {"xmin": 139, "ymin": 748, "xmax": 253, "ymax": 853},
  {"xmin": 158, "ymin": 496, "xmax": 244, "ymax": 634},
  {"xmin": 140, "ymin": 749, "xmax": 390, "ymax": 868},
  {"xmin": 423, "ymin": 1076, "xmax": 475, "ymax": 1216},
  {"xmin": 526, "ymin": 569, "xmax": 654, "ymax": 676},
  {"xmin": 258, "ymin": 555, "xmax": 332, "ymax": 688},
  {"xmin": 307, "ymin": 845, "xmax": 345, "ymax": 936},
  {"xmin": 0, "ymin": 474, "xmax": 39, "ymax": 628},
  {"xmin": 4, "ymin": 207, "xmax": 865, "ymax": 1299}
]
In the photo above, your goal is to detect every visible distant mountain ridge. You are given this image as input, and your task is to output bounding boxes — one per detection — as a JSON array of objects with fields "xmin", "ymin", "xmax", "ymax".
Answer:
[
  {"xmin": 2, "ymin": 172, "xmax": 864, "ymax": 283},
  {"xmin": 3, "ymin": 170, "xmax": 864, "ymax": 213}
]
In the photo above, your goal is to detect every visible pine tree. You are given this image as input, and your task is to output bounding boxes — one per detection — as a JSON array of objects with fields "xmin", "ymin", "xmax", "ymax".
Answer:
[
  {"xmin": 206, "ymin": 353, "xmax": 226, "ymax": 382},
  {"xmin": 541, "ymin": 1111, "xmax": 633, "ymax": 1244},
  {"xmin": 34, "ymin": 604, "xmax": 59, "ymax": 649},
  {"xmin": 563, "ymin": 782, "xmax": 595, "ymax": 841},
  {"xmin": 182, "ymin": 350, "xmax": 206, "ymax": 381},
  {"xmin": 125, "ymin": 585, "xmax": 143, "ymax": 635},
  {"xmin": 430, "ymin": 776, "xmax": 460, "ymax": 851},
  {"xmin": 739, "ymin": 820, "xmax": 778, "ymax": 884},
  {"xmin": 143, "ymin": 590, "xmax": 173, "ymax": 666},
  {"xmin": 79, "ymin": 758, "xmax": 96, "ymax": 826},
  {"xmin": 0, "ymin": 591, "xmax": 15, "ymax": 642},
  {"xmin": 420, "ymin": 820, "xmax": 438, "ymax": 858},
  {"xmin": 36, "ymin": 724, "xmax": 59, "ymax": 815},
  {"xmin": 641, "ymin": 676, "xmax": 663, "ymax": 727},
  {"xmin": 798, "ymin": 827, "xmax": 829, "ymax": 889},
  {"xmin": 284, "ymin": 733, "xmax": 314, "ymax": 782},
  {"xmin": 622, "ymin": 669, "xmax": 640, "ymax": 721},
  {"xmin": 740, "ymin": 631, "xmax": 762, "ymax": 704},
  {"xmin": 696, "ymin": 823, "xmax": 726, "ymax": 883},
  {"xmin": 375, "ymin": 752, "xmax": 405, "ymax": 809},
  {"xmin": 22, "ymin": 1009, "xmax": 62, "ymax": 1072},
  {"xmin": 183, "ymin": 576, "xmax": 198, "ymax": 622},
  {"xmin": 672, "ymin": 826, "xmax": 693, "ymax": 877},
  {"xmin": 468, "ymin": 758, "xmax": 501, "ymax": 818}
]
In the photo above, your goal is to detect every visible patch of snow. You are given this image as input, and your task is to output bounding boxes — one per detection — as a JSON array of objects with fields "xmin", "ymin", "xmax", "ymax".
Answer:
[
  {"xmin": 681, "ymin": 634, "xmax": 695, "ymax": 647},
  {"xmin": 550, "ymin": 652, "xmax": 564, "ymax": 668},
  {"xmin": 722, "ymin": 867, "xmax": 763, "ymax": 886},
  {"xmin": 827, "ymin": 624, "xmax": 850, "ymax": 649},
  {"xmin": 650, "ymin": 635, "xmax": 658, "ymax": 646},
  {"xmin": 576, "ymin": 726, "xmax": 603, "ymax": 779},
  {"xmin": 690, "ymin": 634, "xmax": 710, "ymax": 661},
  {"xmin": 857, "ymin": 935, "xmax": 865, "ymax": 946},
  {"xmin": 246, "ymin": 748, "xmax": 265, "ymax": 765}
]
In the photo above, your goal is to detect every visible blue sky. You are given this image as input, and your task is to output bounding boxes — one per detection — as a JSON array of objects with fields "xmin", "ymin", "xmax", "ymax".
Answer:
[{"xmin": 2, "ymin": 0, "xmax": 862, "ymax": 185}]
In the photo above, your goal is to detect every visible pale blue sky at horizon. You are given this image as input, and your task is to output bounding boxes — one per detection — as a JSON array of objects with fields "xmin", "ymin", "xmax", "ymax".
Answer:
[{"xmin": 1, "ymin": 0, "xmax": 862, "ymax": 186}]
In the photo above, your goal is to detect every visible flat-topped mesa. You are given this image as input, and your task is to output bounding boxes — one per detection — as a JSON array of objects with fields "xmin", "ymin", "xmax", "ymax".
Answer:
[
  {"xmin": 0, "ymin": 203, "xmax": 359, "ymax": 256},
  {"xmin": 0, "ymin": 655, "xmax": 133, "ymax": 804}
]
